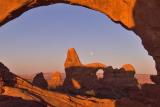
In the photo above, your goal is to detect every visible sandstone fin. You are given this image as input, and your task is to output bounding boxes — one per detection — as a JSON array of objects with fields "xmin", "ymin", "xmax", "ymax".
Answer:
[{"xmin": 64, "ymin": 48, "xmax": 82, "ymax": 68}]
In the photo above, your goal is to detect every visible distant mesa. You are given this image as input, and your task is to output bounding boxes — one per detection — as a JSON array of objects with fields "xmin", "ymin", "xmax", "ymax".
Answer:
[{"xmin": 32, "ymin": 72, "xmax": 48, "ymax": 89}]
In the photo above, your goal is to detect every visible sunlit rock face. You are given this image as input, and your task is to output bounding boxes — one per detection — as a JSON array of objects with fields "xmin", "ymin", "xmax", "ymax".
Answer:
[
  {"xmin": 0, "ymin": 0, "xmax": 160, "ymax": 83},
  {"xmin": 0, "ymin": 0, "xmax": 136, "ymax": 28},
  {"xmin": 65, "ymin": 48, "xmax": 82, "ymax": 68},
  {"xmin": 64, "ymin": 48, "xmax": 139, "ymax": 98},
  {"xmin": 48, "ymin": 71, "xmax": 63, "ymax": 89}
]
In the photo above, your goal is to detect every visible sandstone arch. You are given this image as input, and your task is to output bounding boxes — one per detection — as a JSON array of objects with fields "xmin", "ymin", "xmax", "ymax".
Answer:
[
  {"xmin": 64, "ymin": 48, "xmax": 139, "ymax": 98},
  {"xmin": 0, "ymin": 0, "xmax": 160, "ymax": 80}
]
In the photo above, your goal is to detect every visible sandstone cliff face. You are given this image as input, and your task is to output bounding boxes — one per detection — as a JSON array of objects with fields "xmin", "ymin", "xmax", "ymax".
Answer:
[
  {"xmin": 0, "ymin": 0, "xmax": 160, "ymax": 83},
  {"xmin": 64, "ymin": 48, "xmax": 139, "ymax": 98}
]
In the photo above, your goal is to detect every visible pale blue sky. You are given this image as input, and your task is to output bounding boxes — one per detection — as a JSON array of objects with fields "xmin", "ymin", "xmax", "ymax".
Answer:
[{"xmin": 0, "ymin": 4, "xmax": 156, "ymax": 75}]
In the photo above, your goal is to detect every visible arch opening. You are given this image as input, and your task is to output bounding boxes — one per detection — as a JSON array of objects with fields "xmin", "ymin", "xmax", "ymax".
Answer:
[
  {"xmin": 0, "ymin": 3, "xmax": 157, "ymax": 76},
  {"xmin": 96, "ymin": 69, "xmax": 104, "ymax": 79}
]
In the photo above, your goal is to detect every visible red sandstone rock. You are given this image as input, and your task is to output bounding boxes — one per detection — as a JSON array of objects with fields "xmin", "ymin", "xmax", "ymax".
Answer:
[
  {"xmin": 0, "ymin": 62, "xmax": 16, "ymax": 86},
  {"xmin": 71, "ymin": 78, "xmax": 81, "ymax": 89},
  {"xmin": 64, "ymin": 48, "xmax": 106, "ymax": 91},
  {"xmin": 86, "ymin": 63, "xmax": 106, "ymax": 69},
  {"xmin": 64, "ymin": 48, "xmax": 139, "ymax": 98},
  {"xmin": 32, "ymin": 72, "xmax": 48, "ymax": 89},
  {"xmin": 122, "ymin": 64, "xmax": 135, "ymax": 73},
  {"xmin": 0, "ymin": 62, "xmax": 160, "ymax": 107},
  {"xmin": 48, "ymin": 71, "xmax": 63, "ymax": 89},
  {"xmin": 64, "ymin": 48, "xmax": 82, "ymax": 68},
  {"xmin": 0, "ymin": 62, "xmax": 116, "ymax": 107}
]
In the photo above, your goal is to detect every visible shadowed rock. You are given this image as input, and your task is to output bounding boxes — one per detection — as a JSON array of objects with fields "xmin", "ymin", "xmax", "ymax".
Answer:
[
  {"xmin": 64, "ymin": 48, "xmax": 139, "ymax": 98},
  {"xmin": 150, "ymin": 75, "xmax": 160, "ymax": 85},
  {"xmin": 32, "ymin": 72, "xmax": 48, "ymax": 89},
  {"xmin": 0, "ymin": 95, "xmax": 46, "ymax": 107},
  {"xmin": 0, "ymin": 62, "xmax": 16, "ymax": 87}
]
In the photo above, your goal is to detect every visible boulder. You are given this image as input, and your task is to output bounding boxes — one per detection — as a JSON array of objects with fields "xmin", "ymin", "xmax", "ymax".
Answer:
[
  {"xmin": 32, "ymin": 72, "xmax": 48, "ymax": 89},
  {"xmin": 0, "ymin": 62, "xmax": 16, "ymax": 87}
]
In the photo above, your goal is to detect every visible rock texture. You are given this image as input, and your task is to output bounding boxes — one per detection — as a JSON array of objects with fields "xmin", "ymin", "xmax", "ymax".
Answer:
[
  {"xmin": 32, "ymin": 72, "xmax": 48, "ymax": 89},
  {"xmin": 0, "ymin": 74, "xmax": 3, "ymax": 94},
  {"xmin": 0, "ymin": 62, "xmax": 16, "ymax": 86},
  {"xmin": 102, "ymin": 66, "xmax": 139, "ymax": 98},
  {"xmin": 48, "ymin": 71, "xmax": 63, "ymax": 89},
  {"xmin": 0, "ymin": 95, "xmax": 46, "ymax": 107},
  {"xmin": 0, "ymin": 0, "xmax": 136, "ymax": 28},
  {"xmin": 65, "ymin": 48, "xmax": 82, "ymax": 68},
  {"xmin": 64, "ymin": 48, "xmax": 139, "ymax": 98},
  {"xmin": 1, "ymin": 60, "xmax": 160, "ymax": 107},
  {"xmin": 0, "ymin": 0, "xmax": 160, "ymax": 83},
  {"xmin": 64, "ymin": 48, "xmax": 106, "ymax": 91},
  {"xmin": 0, "ymin": 62, "xmax": 117, "ymax": 107}
]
